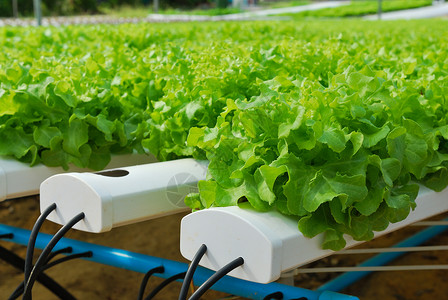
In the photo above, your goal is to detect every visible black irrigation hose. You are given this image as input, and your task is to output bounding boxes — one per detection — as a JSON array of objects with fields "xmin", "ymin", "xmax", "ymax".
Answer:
[
  {"xmin": 8, "ymin": 284, "xmax": 23, "ymax": 300},
  {"xmin": 45, "ymin": 247, "xmax": 73, "ymax": 263},
  {"xmin": 188, "ymin": 257, "xmax": 244, "ymax": 300},
  {"xmin": 263, "ymin": 291, "xmax": 284, "ymax": 300},
  {"xmin": 9, "ymin": 251, "xmax": 91, "ymax": 300},
  {"xmin": 137, "ymin": 266, "xmax": 165, "ymax": 300},
  {"xmin": 24, "ymin": 203, "xmax": 57, "ymax": 284},
  {"xmin": 178, "ymin": 244, "xmax": 207, "ymax": 300},
  {"xmin": 9, "ymin": 247, "xmax": 74, "ymax": 300},
  {"xmin": 144, "ymin": 272, "xmax": 187, "ymax": 300},
  {"xmin": 43, "ymin": 251, "xmax": 93, "ymax": 270},
  {"xmin": 0, "ymin": 233, "xmax": 14, "ymax": 239},
  {"xmin": 0, "ymin": 245, "xmax": 75, "ymax": 300},
  {"xmin": 22, "ymin": 212, "xmax": 85, "ymax": 300}
]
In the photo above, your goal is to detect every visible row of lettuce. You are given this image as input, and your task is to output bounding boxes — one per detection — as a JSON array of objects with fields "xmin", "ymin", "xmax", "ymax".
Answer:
[
  {"xmin": 282, "ymin": 0, "xmax": 433, "ymax": 19},
  {"xmin": 155, "ymin": 0, "xmax": 433, "ymax": 18},
  {"xmin": 1, "ymin": 20, "xmax": 447, "ymax": 249}
]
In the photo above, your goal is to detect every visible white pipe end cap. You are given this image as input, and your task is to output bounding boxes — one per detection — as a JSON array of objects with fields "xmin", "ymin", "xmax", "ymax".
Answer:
[{"xmin": 40, "ymin": 173, "xmax": 113, "ymax": 233}]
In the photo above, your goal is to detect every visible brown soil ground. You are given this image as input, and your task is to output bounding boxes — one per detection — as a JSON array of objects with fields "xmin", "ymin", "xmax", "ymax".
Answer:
[{"xmin": 1, "ymin": 196, "xmax": 447, "ymax": 300}]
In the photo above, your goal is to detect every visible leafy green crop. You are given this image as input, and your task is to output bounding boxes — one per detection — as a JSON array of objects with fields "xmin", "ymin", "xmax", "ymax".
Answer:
[
  {"xmin": 259, "ymin": 0, "xmax": 311, "ymax": 9},
  {"xmin": 282, "ymin": 0, "xmax": 433, "ymax": 18},
  {"xmin": 1, "ymin": 20, "xmax": 448, "ymax": 249}
]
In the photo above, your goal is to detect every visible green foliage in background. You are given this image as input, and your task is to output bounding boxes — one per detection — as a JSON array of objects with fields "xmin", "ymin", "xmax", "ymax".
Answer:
[
  {"xmin": 283, "ymin": 0, "xmax": 433, "ymax": 18},
  {"xmin": 259, "ymin": 0, "xmax": 311, "ymax": 9},
  {"xmin": 0, "ymin": 0, "xmax": 100, "ymax": 17},
  {"xmin": 100, "ymin": 0, "xmax": 212, "ymax": 10},
  {"xmin": 0, "ymin": 0, "xmax": 33, "ymax": 17},
  {"xmin": 155, "ymin": 7, "xmax": 242, "ymax": 16},
  {"xmin": 0, "ymin": 0, "xmax": 211, "ymax": 17},
  {"xmin": 1, "ymin": 20, "xmax": 448, "ymax": 249},
  {"xmin": 0, "ymin": 0, "xmax": 434, "ymax": 17}
]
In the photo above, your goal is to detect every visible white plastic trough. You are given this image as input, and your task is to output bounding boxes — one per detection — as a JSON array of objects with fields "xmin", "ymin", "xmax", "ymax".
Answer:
[
  {"xmin": 180, "ymin": 185, "xmax": 448, "ymax": 284},
  {"xmin": 31, "ymin": 158, "xmax": 448, "ymax": 284},
  {"xmin": 39, "ymin": 159, "xmax": 208, "ymax": 233},
  {"xmin": 0, "ymin": 153, "xmax": 156, "ymax": 202}
]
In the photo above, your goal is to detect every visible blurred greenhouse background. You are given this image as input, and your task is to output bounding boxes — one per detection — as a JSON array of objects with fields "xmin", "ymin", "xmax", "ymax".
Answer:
[{"xmin": 0, "ymin": 0, "xmax": 444, "ymax": 19}]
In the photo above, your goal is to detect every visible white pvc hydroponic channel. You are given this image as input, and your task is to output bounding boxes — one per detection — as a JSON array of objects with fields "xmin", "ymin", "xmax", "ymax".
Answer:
[
  {"xmin": 33, "ymin": 158, "xmax": 448, "ymax": 284},
  {"xmin": 2, "ymin": 155, "xmax": 448, "ymax": 297},
  {"xmin": 0, "ymin": 153, "xmax": 156, "ymax": 202}
]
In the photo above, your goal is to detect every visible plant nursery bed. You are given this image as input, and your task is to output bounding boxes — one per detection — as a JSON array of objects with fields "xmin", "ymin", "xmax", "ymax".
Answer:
[{"xmin": 1, "ymin": 196, "xmax": 447, "ymax": 300}]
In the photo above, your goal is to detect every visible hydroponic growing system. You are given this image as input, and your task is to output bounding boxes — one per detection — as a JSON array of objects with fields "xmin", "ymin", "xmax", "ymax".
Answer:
[
  {"xmin": 1, "ymin": 19, "xmax": 448, "ymax": 300},
  {"xmin": 1, "ymin": 153, "xmax": 448, "ymax": 299}
]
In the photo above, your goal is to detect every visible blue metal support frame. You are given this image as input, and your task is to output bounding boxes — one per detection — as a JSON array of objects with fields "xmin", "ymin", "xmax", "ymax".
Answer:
[
  {"xmin": 0, "ymin": 223, "xmax": 357, "ymax": 300},
  {"xmin": 318, "ymin": 221, "xmax": 448, "ymax": 293}
]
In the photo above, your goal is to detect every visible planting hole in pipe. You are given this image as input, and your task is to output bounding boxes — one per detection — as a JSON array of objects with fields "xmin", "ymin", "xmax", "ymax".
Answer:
[{"xmin": 95, "ymin": 170, "xmax": 129, "ymax": 177}]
